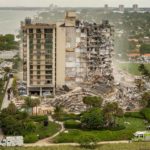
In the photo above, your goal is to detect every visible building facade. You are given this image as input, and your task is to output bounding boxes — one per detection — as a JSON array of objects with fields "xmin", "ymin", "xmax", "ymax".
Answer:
[{"xmin": 21, "ymin": 12, "xmax": 114, "ymax": 96}]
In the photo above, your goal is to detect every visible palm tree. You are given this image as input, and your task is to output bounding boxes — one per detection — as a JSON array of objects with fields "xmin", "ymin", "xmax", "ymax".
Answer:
[
  {"xmin": 23, "ymin": 96, "xmax": 34, "ymax": 115},
  {"xmin": 32, "ymin": 98, "xmax": 40, "ymax": 116}
]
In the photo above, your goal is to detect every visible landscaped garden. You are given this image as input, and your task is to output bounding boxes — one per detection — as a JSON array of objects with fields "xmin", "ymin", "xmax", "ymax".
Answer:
[
  {"xmin": 0, "ymin": 102, "xmax": 61, "ymax": 143},
  {"xmin": 52, "ymin": 95, "xmax": 150, "ymax": 144},
  {"xmin": 53, "ymin": 117, "xmax": 145, "ymax": 143}
]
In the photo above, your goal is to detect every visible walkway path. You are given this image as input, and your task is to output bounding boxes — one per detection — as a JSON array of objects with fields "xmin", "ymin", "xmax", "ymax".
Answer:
[
  {"xmin": 25, "ymin": 140, "xmax": 129, "ymax": 147},
  {"xmin": 24, "ymin": 115, "xmax": 129, "ymax": 147},
  {"xmin": 29, "ymin": 116, "xmax": 65, "ymax": 146},
  {"xmin": 1, "ymin": 78, "xmax": 13, "ymax": 110}
]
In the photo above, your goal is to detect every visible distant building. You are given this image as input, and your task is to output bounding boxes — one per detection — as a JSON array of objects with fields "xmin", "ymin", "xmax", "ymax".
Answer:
[
  {"xmin": 119, "ymin": 5, "xmax": 125, "ymax": 12},
  {"xmin": 133, "ymin": 4, "xmax": 138, "ymax": 12},
  {"xmin": 104, "ymin": 4, "xmax": 108, "ymax": 11},
  {"xmin": 21, "ymin": 12, "xmax": 114, "ymax": 96}
]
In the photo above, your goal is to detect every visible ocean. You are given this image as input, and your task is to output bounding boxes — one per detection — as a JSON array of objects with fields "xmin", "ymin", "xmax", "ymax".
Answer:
[{"xmin": 0, "ymin": 10, "xmax": 38, "ymax": 35}]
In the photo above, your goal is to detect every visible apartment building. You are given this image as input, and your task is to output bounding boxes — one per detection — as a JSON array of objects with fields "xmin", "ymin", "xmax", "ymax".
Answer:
[{"xmin": 21, "ymin": 11, "xmax": 114, "ymax": 96}]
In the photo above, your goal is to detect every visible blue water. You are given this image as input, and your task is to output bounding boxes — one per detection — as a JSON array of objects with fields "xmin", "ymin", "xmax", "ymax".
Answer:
[{"xmin": 0, "ymin": 10, "xmax": 38, "ymax": 35}]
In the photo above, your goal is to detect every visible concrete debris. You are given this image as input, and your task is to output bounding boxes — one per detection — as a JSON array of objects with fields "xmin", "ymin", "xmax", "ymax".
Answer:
[
  {"xmin": 65, "ymin": 19, "xmax": 114, "ymax": 88},
  {"xmin": 49, "ymin": 87, "xmax": 97, "ymax": 113}
]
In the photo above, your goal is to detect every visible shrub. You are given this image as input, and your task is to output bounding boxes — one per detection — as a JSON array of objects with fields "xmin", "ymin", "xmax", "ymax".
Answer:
[
  {"xmin": 141, "ymin": 108, "xmax": 150, "ymax": 121},
  {"xmin": 107, "ymin": 125, "xmax": 126, "ymax": 131},
  {"xmin": 31, "ymin": 115, "xmax": 48, "ymax": 122},
  {"xmin": 24, "ymin": 134, "xmax": 38, "ymax": 143},
  {"xmin": 81, "ymin": 108, "xmax": 104, "ymax": 129},
  {"xmin": 78, "ymin": 135, "xmax": 98, "ymax": 149},
  {"xmin": 53, "ymin": 113, "xmax": 80, "ymax": 121},
  {"xmin": 124, "ymin": 112, "xmax": 144, "ymax": 119},
  {"xmin": 24, "ymin": 121, "xmax": 37, "ymax": 132},
  {"xmin": 64, "ymin": 120, "xmax": 81, "ymax": 129},
  {"xmin": 62, "ymin": 113, "xmax": 80, "ymax": 121}
]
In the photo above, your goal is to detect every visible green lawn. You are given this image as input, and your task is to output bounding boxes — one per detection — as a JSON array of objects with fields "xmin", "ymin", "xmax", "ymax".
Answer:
[
  {"xmin": 116, "ymin": 63, "xmax": 150, "ymax": 75},
  {"xmin": 1, "ymin": 143, "xmax": 150, "ymax": 150},
  {"xmin": 24, "ymin": 121, "xmax": 61, "ymax": 143},
  {"xmin": 53, "ymin": 117, "xmax": 145, "ymax": 143},
  {"xmin": 36, "ymin": 121, "xmax": 61, "ymax": 139}
]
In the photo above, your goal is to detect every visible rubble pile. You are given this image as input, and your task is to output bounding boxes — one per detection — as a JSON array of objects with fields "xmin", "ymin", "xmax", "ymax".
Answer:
[
  {"xmin": 49, "ymin": 87, "xmax": 97, "ymax": 113},
  {"xmin": 47, "ymin": 18, "xmax": 147, "ymax": 113},
  {"xmin": 105, "ymin": 84, "xmax": 141, "ymax": 111}
]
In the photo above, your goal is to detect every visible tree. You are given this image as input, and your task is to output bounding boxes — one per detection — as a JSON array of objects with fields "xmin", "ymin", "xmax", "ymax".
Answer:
[
  {"xmin": 140, "ymin": 92, "xmax": 150, "ymax": 107},
  {"xmin": 23, "ymin": 96, "xmax": 33, "ymax": 114},
  {"xmin": 32, "ymin": 98, "xmax": 40, "ymax": 115},
  {"xmin": 53, "ymin": 105, "xmax": 64, "ymax": 120},
  {"xmin": 83, "ymin": 96, "xmax": 103, "ymax": 108},
  {"xmin": 81, "ymin": 108, "xmax": 104, "ymax": 129},
  {"xmin": 138, "ymin": 64, "xmax": 150, "ymax": 79},
  {"xmin": 103, "ymin": 102, "xmax": 123, "ymax": 128},
  {"xmin": 12, "ymin": 77, "xmax": 18, "ymax": 96},
  {"xmin": 140, "ymin": 44, "xmax": 150, "ymax": 54},
  {"xmin": 7, "ymin": 102, "xmax": 17, "ymax": 114},
  {"xmin": 23, "ymin": 97, "xmax": 40, "ymax": 115}
]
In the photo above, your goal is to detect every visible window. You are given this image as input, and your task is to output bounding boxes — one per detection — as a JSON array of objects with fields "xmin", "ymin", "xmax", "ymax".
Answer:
[
  {"xmin": 45, "ymin": 60, "xmax": 52, "ymax": 64},
  {"xmin": 46, "ymin": 80, "xmax": 51, "ymax": 84},
  {"xmin": 36, "ymin": 34, "xmax": 41, "ymax": 39},
  {"xmin": 29, "ymin": 29, "xmax": 33, "ymax": 33},
  {"xmin": 37, "ymin": 39, "xmax": 41, "ymax": 43},
  {"xmin": 29, "ymin": 44, "xmax": 33, "ymax": 50},
  {"xmin": 37, "ymin": 71, "xmax": 40, "ymax": 75},
  {"xmin": 37, "ymin": 65, "xmax": 40, "ymax": 70},
  {"xmin": 37, "ymin": 75, "xmax": 40, "ymax": 79},
  {"xmin": 45, "ymin": 55, "xmax": 52, "ymax": 59},
  {"xmin": 29, "ymin": 34, "xmax": 34, "ymax": 39},
  {"xmin": 30, "ymin": 71, "xmax": 33, "ymax": 74},
  {"xmin": 46, "ymin": 65, "xmax": 52, "ymax": 69},
  {"xmin": 44, "ymin": 29, "xmax": 53, "ymax": 33},
  {"xmin": 45, "ymin": 34, "xmax": 53, "ymax": 39},
  {"xmin": 37, "ymin": 43, "xmax": 41, "ymax": 49},
  {"xmin": 36, "ymin": 29, "xmax": 41, "ymax": 33},
  {"xmin": 46, "ymin": 75, "xmax": 52, "ymax": 79},
  {"xmin": 30, "ymin": 65, "xmax": 33, "ymax": 69},
  {"xmin": 37, "ymin": 61, "xmax": 40, "ymax": 65},
  {"xmin": 37, "ymin": 81, "xmax": 40, "ymax": 84},
  {"xmin": 46, "ymin": 49, "xmax": 52, "ymax": 53},
  {"xmin": 46, "ymin": 70, "xmax": 52, "ymax": 74},
  {"xmin": 45, "ymin": 44, "xmax": 53, "ymax": 49}
]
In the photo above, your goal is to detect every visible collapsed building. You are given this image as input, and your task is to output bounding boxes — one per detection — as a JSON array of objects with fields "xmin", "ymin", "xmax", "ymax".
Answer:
[
  {"xmin": 21, "ymin": 11, "xmax": 114, "ymax": 96},
  {"xmin": 65, "ymin": 13, "xmax": 114, "ymax": 89},
  {"xmin": 22, "ymin": 11, "xmax": 146, "ymax": 113}
]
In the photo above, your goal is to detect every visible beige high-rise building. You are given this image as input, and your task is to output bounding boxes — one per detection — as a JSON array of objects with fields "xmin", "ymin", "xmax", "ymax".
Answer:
[{"xmin": 21, "ymin": 11, "xmax": 114, "ymax": 96}]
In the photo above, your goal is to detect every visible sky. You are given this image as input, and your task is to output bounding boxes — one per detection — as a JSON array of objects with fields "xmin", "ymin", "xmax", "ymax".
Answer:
[{"xmin": 0, "ymin": 0, "xmax": 150, "ymax": 7}]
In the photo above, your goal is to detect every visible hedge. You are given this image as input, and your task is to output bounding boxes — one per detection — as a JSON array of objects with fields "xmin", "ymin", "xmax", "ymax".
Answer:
[
  {"xmin": 141, "ymin": 108, "xmax": 150, "ymax": 121},
  {"xmin": 64, "ymin": 120, "xmax": 81, "ymax": 129},
  {"xmin": 24, "ymin": 134, "xmax": 38, "ymax": 143},
  {"xmin": 31, "ymin": 115, "xmax": 48, "ymax": 122},
  {"xmin": 124, "ymin": 112, "xmax": 144, "ymax": 119}
]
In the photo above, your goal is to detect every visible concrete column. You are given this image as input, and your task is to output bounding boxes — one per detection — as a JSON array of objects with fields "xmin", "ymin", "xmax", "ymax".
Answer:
[{"xmin": 40, "ymin": 87, "xmax": 42, "ymax": 97}]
